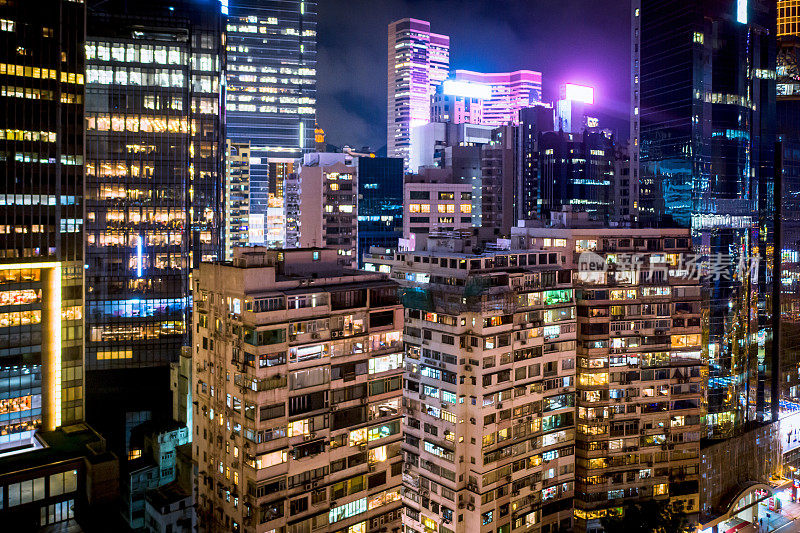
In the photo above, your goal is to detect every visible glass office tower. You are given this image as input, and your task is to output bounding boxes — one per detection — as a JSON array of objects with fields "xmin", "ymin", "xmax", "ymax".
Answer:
[
  {"xmin": 357, "ymin": 156, "xmax": 403, "ymax": 265},
  {"xmin": 225, "ymin": 0, "xmax": 317, "ymax": 246},
  {"xmin": 84, "ymin": 0, "xmax": 223, "ymax": 452},
  {"xmin": 634, "ymin": 0, "xmax": 777, "ymax": 437},
  {"xmin": 777, "ymin": 29, "xmax": 800, "ymax": 401},
  {"xmin": 0, "ymin": 0, "xmax": 86, "ymax": 451}
]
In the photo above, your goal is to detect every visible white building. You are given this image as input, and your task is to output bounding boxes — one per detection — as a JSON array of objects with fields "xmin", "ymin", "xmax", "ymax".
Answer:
[
  {"xmin": 284, "ymin": 153, "xmax": 358, "ymax": 267},
  {"xmin": 388, "ymin": 18, "xmax": 450, "ymax": 169}
]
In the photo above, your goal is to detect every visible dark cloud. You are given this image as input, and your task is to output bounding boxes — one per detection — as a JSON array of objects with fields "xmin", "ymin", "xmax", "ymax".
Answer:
[{"xmin": 317, "ymin": 0, "xmax": 631, "ymax": 149}]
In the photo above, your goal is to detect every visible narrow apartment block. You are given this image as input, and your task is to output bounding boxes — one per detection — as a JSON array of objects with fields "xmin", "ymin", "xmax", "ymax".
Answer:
[{"xmin": 193, "ymin": 247, "xmax": 404, "ymax": 533}]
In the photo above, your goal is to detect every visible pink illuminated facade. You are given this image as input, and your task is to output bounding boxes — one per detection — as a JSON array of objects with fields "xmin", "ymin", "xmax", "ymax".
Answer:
[
  {"xmin": 388, "ymin": 18, "xmax": 450, "ymax": 169},
  {"xmin": 453, "ymin": 69, "xmax": 543, "ymax": 126}
]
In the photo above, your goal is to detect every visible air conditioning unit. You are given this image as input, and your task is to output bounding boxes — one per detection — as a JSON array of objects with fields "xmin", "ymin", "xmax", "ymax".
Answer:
[
  {"xmin": 304, "ymin": 483, "xmax": 312, "ymax": 490},
  {"xmin": 465, "ymin": 365, "xmax": 472, "ymax": 371}
]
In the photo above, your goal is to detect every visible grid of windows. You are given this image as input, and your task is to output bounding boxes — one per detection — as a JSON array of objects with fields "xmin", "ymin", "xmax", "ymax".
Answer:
[
  {"xmin": 84, "ymin": 6, "xmax": 223, "ymax": 373},
  {"xmin": 0, "ymin": 0, "xmax": 86, "ymax": 448},
  {"xmin": 226, "ymin": 0, "xmax": 317, "ymax": 228}
]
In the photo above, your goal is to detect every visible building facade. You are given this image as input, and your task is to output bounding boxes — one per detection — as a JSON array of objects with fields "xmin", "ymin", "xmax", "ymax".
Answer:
[
  {"xmin": 367, "ymin": 241, "xmax": 578, "ymax": 533},
  {"xmin": 777, "ymin": 34, "xmax": 800, "ymax": 402},
  {"xmin": 511, "ymin": 224, "xmax": 703, "ymax": 530},
  {"xmin": 368, "ymin": 222, "xmax": 702, "ymax": 533},
  {"xmin": 635, "ymin": 0, "xmax": 777, "ymax": 436},
  {"xmin": 403, "ymin": 168, "xmax": 476, "ymax": 239},
  {"xmin": 357, "ymin": 156, "xmax": 404, "ymax": 266},
  {"xmin": 0, "ymin": 0, "xmax": 86, "ymax": 451},
  {"xmin": 537, "ymin": 130, "xmax": 615, "ymax": 225},
  {"xmin": 387, "ymin": 18, "xmax": 449, "ymax": 169},
  {"xmin": 481, "ymin": 126, "xmax": 517, "ymax": 237},
  {"xmin": 84, "ymin": 0, "xmax": 224, "ymax": 454},
  {"xmin": 517, "ymin": 105, "xmax": 555, "ymax": 223},
  {"xmin": 453, "ymin": 70, "xmax": 543, "ymax": 127},
  {"xmin": 430, "ymin": 84, "xmax": 484, "ymax": 125},
  {"xmin": 225, "ymin": 0, "xmax": 317, "ymax": 231},
  {"xmin": 193, "ymin": 247, "xmax": 404, "ymax": 533},
  {"xmin": 409, "ymin": 121, "xmax": 494, "ymax": 173},
  {"xmin": 225, "ymin": 140, "xmax": 251, "ymax": 261},
  {"xmin": 284, "ymin": 153, "xmax": 358, "ymax": 267}
]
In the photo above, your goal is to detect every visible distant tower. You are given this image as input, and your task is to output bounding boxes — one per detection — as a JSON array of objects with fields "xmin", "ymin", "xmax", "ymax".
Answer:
[{"xmin": 387, "ymin": 18, "xmax": 449, "ymax": 170}]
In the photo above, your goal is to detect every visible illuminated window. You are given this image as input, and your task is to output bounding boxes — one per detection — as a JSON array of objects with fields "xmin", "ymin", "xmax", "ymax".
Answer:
[{"xmin": 460, "ymin": 204, "xmax": 471, "ymax": 214}]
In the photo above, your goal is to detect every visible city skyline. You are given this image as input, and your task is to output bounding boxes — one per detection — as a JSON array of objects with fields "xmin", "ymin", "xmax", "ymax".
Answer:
[
  {"xmin": 0, "ymin": 1, "xmax": 799, "ymax": 532},
  {"xmin": 318, "ymin": 0, "xmax": 630, "ymax": 150}
]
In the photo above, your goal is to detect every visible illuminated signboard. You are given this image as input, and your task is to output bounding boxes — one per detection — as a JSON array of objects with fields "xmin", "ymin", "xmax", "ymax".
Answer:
[
  {"xmin": 563, "ymin": 83, "xmax": 594, "ymax": 105},
  {"xmin": 442, "ymin": 79, "xmax": 492, "ymax": 100},
  {"xmin": 737, "ymin": 0, "xmax": 747, "ymax": 24}
]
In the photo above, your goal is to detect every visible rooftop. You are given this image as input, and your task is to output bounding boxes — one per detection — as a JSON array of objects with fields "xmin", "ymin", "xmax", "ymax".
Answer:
[{"xmin": 0, "ymin": 424, "xmax": 113, "ymax": 477}]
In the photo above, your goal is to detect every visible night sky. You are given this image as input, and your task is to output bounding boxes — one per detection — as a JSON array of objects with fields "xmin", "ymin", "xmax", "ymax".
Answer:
[{"xmin": 317, "ymin": 0, "xmax": 632, "ymax": 151}]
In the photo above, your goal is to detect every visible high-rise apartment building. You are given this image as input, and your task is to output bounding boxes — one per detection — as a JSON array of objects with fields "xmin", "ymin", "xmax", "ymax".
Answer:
[
  {"xmin": 511, "ymin": 223, "xmax": 703, "ymax": 531},
  {"xmin": 0, "ymin": 0, "xmax": 86, "ymax": 452},
  {"xmin": 226, "ymin": 0, "xmax": 317, "ymax": 240},
  {"xmin": 193, "ymin": 247, "xmax": 404, "ymax": 533},
  {"xmin": 84, "ymin": 0, "xmax": 224, "ymax": 453},
  {"xmin": 367, "ymin": 220, "xmax": 702, "ymax": 533},
  {"xmin": 634, "ymin": 0, "xmax": 778, "ymax": 436},
  {"xmin": 357, "ymin": 156, "xmax": 404, "ymax": 265},
  {"xmin": 225, "ymin": 140, "xmax": 251, "ymax": 261},
  {"xmin": 404, "ymin": 168, "xmax": 476, "ymax": 239},
  {"xmin": 366, "ymin": 239, "xmax": 578, "ymax": 533},
  {"xmin": 387, "ymin": 18, "xmax": 450, "ymax": 169},
  {"xmin": 453, "ymin": 70, "xmax": 543, "ymax": 126}
]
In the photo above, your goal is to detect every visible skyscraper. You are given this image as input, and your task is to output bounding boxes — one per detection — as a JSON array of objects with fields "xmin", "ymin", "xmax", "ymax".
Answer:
[
  {"xmin": 84, "ymin": 0, "xmax": 224, "ymax": 454},
  {"xmin": 634, "ymin": 0, "xmax": 777, "ymax": 437},
  {"xmin": 776, "ymin": 4, "xmax": 800, "ymax": 402},
  {"xmin": 226, "ymin": 0, "xmax": 317, "ymax": 245},
  {"xmin": 0, "ymin": 0, "xmax": 86, "ymax": 452},
  {"xmin": 453, "ymin": 70, "xmax": 543, "ymax": 126},
  {"xmin": 387, "ymin": 18, "xmax": 450, "ymax": 169},
  {"xmin": 0, "ymin": 2, "xmax": 119, "ymax": 529}
]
